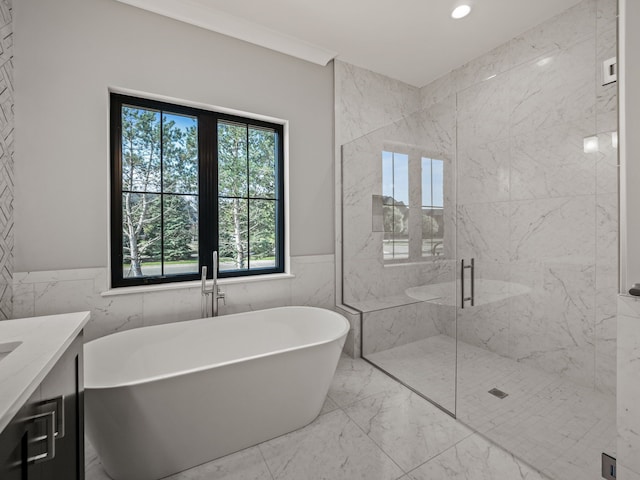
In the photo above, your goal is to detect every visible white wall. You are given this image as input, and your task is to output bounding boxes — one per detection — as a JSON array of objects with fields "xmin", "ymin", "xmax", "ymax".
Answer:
[
  {"xmin": 620, "ymin": 0, "xmax": 640, "ymax": 292},
  {"xmin": 14, "ymin": 0, "xmax": 334, "ymax": 272},
  {"xmin": 617, "ymin": 1, "xmax": 640, "ymax": 478}
]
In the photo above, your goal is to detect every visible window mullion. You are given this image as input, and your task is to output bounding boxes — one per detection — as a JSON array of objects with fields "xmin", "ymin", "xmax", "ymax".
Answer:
[
  {"xmin": 198, "ymin": 113, "xmax": 218, "ymax": 279},
  {"xmin": 160, "ymin": 111, "xmax": 165, "ymax": 277},
  {"xmin": 246, "ymin": 125, "xmax": 250, "ymax": 271}
]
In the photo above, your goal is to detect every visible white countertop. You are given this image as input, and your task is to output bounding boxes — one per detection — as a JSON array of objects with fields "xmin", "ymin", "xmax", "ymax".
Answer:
[{"xmin": 0, "ymin": 311, "xmax": 90, "ymax": 433}]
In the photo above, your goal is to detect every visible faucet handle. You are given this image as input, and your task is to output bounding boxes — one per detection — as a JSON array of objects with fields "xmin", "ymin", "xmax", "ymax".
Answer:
[
  {"xmin": 201, "ymin": 266, "xmax": 208, "ymax": 293},
  {"xmin": 217, "ymin": 288, "xmax": 226, "ymax": 305}
]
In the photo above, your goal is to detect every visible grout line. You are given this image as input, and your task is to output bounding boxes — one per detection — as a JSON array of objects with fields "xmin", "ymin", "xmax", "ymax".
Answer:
[
  {"xmin": 256, "ymin": 444, "xmax": 276, "ymax": 480},
  {"xmin": 341, "ymin": 403, "xmax": 410, "ymax": 476}
]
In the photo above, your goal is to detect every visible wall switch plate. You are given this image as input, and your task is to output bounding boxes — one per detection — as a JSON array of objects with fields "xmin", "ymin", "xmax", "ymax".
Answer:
[
  {"xmin": 602, "ymin": 453, "xmax": 616, "ymax": 479},
  {"xmin": 603, "ymin": 57, "xmax": 617, "ymax": 85}
]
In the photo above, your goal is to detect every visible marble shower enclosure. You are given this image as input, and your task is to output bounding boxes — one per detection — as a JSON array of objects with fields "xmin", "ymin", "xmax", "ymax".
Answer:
[{"xmin": 337, "ymin": 0, "xmax": 618, "ymax": 394}]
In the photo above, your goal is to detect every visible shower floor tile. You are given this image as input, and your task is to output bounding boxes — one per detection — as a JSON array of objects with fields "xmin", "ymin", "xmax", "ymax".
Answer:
[
  {"xmin": 367, "ymin": 334, "xmax": 616, "ymax": 480},
  {"xmin": 85, "ymin": 353, "xmax": 555, "ymax": 480}
]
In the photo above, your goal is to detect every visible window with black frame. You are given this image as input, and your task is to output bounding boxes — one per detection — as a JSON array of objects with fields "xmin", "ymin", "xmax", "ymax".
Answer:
[{"xmin": 110, "ymin": 93, "xmax": 285, "ymax": 288}]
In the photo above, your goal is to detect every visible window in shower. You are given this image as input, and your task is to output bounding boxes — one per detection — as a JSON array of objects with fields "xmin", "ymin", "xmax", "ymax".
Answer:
[
  {"xmin": 382, "ymin": 151, "xmax": 409, "ymax": 261},
  {"xmin": 421, "ymin": 158, "xmax": 444, "ymax": 257},
  {"xmin": 381, "ymin": 151, "xmax": 446, "ymax": 263},
  {"xmin": 110, "ymin": 93, "xmax": 285, "ymax": 288}
]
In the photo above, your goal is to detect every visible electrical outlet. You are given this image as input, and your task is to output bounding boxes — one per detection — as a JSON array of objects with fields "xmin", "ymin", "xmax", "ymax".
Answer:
[
  {"xmin": 602, "ymin": 453, "xmax": 616, "ymax": 479},
  {"xmin": 603, "ymin": 57, "xmax": 617, "ymax": 85}
]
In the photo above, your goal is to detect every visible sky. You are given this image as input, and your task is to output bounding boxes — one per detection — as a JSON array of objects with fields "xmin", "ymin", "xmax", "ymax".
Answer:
[{"xmin": 382, "ymin": 151, "xmax": 443, "ymax": 207}]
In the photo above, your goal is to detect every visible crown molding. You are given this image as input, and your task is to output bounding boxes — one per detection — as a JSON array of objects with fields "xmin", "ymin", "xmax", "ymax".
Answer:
[{"xmin": 115, "ymin": 0, "xmax": 338, "ymax": 66}]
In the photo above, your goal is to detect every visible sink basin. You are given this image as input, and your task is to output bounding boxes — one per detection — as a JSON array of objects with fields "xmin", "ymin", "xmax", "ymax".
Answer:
[{"xmin": 0, "ymin": 341, "xmax": 22, "ymax": 363}]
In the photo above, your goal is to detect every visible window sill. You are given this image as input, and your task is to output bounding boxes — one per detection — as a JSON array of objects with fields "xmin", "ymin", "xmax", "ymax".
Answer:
[{"xmin": 101, "ymin": 272, "xmax": 296, "ymax": 297}]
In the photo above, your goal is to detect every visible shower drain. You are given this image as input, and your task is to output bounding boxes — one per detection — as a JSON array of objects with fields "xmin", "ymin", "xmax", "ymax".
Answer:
[{"xmin": 488, "ymin": 388, "xmax": 509, "ymax": 399}]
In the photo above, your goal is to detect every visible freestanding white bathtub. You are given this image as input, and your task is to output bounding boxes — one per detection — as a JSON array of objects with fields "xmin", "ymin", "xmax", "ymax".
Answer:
[{"xmin": 84, "ymin": 306, "xmax": 349, "ymax": 480}]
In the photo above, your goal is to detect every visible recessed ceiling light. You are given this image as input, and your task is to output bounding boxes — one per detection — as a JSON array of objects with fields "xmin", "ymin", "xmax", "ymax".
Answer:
[{"xmin": 451, "ymin": 5, "xmax": 471, "ymax": 19}]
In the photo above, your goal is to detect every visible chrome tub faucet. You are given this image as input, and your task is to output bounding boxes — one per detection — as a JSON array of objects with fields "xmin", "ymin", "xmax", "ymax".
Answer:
[{"xmin": 201, "ymin": 251, "xmax": 226, "ymax": 317}]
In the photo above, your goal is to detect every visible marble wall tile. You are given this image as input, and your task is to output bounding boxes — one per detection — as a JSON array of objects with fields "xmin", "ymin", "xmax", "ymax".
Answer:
[
  {"xmin": 597, "ymin": 192, "xmax": 619, "ymax": 267},
  {"xmin": 617, "ymin": 295, "xmax": 640, "ymax": 478},
  {"xmin": 142, "ymin": 287, "xmax": 201, "ymax": 326},
  {"xmin": 619, "ymin": 466, "xmax": 640, "ymax": 480},
  {"xmin": 14, "ymin": 267, "xmax": 105, "ymax": 285},
  {"xmin": 342, "ymin": 207, "xmax": 383, "ymax": 262},
  {"xmin": 457, "ymin": 299, "xmax": 510, "ymax": 357},
  {"xmin": 31, "ymin": 277, "xmax": 93, "ymax": 316},
  {"xmin": 457, "ymin": 202, "xmax": 510, "ymax": 263},
  {"xmin": 12, "ymin": 254, "xmax": 336, "ymax": 343},
  {"xmin": 596, "ymin": 131, "xmax": 619, "ymax": 195},
  {"xmin": 509, "ymin": 262, "xmax": 596, "ymax": 386},
  {"xmin": 335, "ymin": 60, "xmax": 420, "ymax": 146},
  {"xmin": 84, "ymin": 293, "xmax": 144, "ymax": 342},
  {"xmin": 457, "ymin": 140, "xmax": 510, "ymax": 205},
  {"xmin": 336, "ymin": 306, "xmax": 361, "ymax": 358},
  {"xmin": 597, "ymin": 18, "xmax": 617, "ymax": 63},
  {"xmin": 341, "ymin": 132, "xmax": 383, "ymax": 208},
  {"xmin": 343, "ymin": 256, "xmax": 430, "ymax": 304},
  {"xmin": 457, "ymin": 74, "xmax": 510, "ymax": 149},
  {"xmin": 431, "ymin": 303, "xmax": 456, "ymax": 339},
  {"xmin": 509, "ymin": 38, "xmax": 596, "ymax": 139},
  {"xmin": 342, "ymin": 259, "xmax": 384, "ymax": 304},
  {"xmin": 597, "ymin": 81, "xmax": 618, "ymax": 135},
  {"xmin": 510, "ymin": 121, "xmax": 596, "ymax": 201},
  {"xmin": 221, "ymin": 279, "xmax": 292, "ymax": 315},
  {"xmin": 420, "ymin": 71, "xmax": 458, "ymax": 111},
  {"xmin": 410, "ymin": 97, "xmax": 456, "ymax": 157},
  {"xmin": 458, "ymin": 262, "xmax": 512, "ymax": 355},
  {"xmin": 595, "ymin": 265, "xmax": 617, "ymax": 395},
  {"xmin": 290, "ymin": 255, "xmax": 335, "ymax": 310},
  {"xmin": 509, "ymin": 196, "xmax": 596, "ymax": 263},
  {"xmin": 509, "ymin": 0, "xmax": 596, "ymax": 68},
  {"xmin": 362, "ymin": 302, "xmax": 440, "ymax": 355},
  {"xmin": 30, "ymin": 277, "xmax": 144, "ymax": 342},
  {"xmin": 595, "ymin": 20, "xmax": 618, "ymax": 134},
  {"xmin": 454, "ymin": 42, "xmax": 512, "ymax": 93},
  {"xmin": 597, "ymin": 0, "xmax": 618, "ymax": 36}
]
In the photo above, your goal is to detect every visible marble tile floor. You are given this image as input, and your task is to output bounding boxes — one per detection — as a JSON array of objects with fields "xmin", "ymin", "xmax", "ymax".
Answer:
[
  {"xmin": 367, "ymin": 335, "xmax": 617, "ymax": 480},
  {"xmin": 86, "ymin": 353, "xmax": 551, "ymax": 480},
  {"xmin": 366, "ymin": 335, "xmax": 456, "ymax": 413}
]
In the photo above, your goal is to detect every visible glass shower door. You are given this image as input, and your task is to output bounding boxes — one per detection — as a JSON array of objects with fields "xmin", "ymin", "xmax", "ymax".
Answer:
[{"xmin": 341, "ymin": 103, "xmax": 458, "ymax": 415}]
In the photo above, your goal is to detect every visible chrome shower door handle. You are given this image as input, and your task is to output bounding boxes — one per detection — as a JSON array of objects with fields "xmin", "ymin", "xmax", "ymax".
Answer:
[
  {"xmin": 461, "ymin": 259, "xmax": 465, "ymax": 309},
  {"xmin": 461, "ymin": 258, "xmax": 475, "ymax": 308},
  {"xmin": 470, "ymin": 258, "xmax": 475, "ymax": 307}
]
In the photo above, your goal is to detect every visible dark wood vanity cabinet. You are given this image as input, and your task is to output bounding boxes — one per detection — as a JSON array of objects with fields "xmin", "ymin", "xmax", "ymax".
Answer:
[{"xmin": 0, "ymin": 333, "xmax": 84, "ymax": 480}]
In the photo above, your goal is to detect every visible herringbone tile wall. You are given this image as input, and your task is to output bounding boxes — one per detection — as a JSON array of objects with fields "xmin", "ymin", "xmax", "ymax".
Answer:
[{"xmin": 0, "ymin": 0, "xmax": 13, "ymax": 320}]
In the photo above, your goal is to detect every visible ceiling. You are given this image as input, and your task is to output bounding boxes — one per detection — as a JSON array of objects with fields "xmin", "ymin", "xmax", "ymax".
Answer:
[{"xmin": 116, "ymin": 0, "xmax": 583, "ymax": 87}]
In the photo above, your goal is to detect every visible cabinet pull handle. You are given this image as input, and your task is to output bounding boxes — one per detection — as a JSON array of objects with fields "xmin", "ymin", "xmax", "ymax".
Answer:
[
  {"xmin": 26, "ymin": 410, "xmax": 56, "ymax": 464},
  {"xmin": 40, "ymin": 395, "xmax": 65, "ymax": 439}
]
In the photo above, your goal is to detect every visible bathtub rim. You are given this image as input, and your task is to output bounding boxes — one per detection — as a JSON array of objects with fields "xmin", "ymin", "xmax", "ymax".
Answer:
[{"xmin": 84, "ymin": 306, "xmax": 349, "ymax": 390}]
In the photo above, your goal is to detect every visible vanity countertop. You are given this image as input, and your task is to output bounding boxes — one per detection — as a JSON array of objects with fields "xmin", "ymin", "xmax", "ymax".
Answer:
[{"xmin": 0, "ymin": 311, "xmax": 90, "ymax": 433}]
